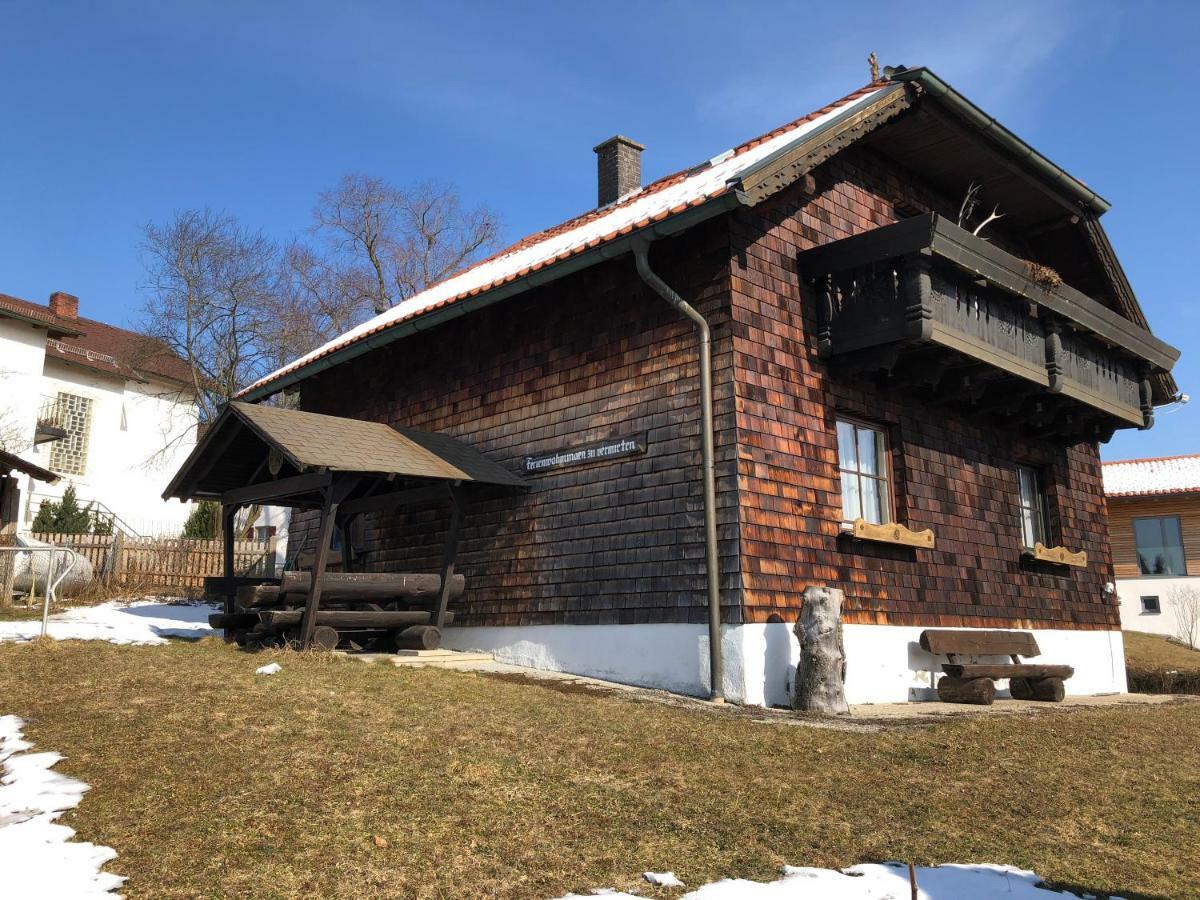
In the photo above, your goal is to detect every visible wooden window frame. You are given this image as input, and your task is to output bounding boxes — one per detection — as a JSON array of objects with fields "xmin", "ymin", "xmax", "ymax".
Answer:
[
  {"xmin": 835, "ymin": 415, "xmax": 895, "ymax": 527},
  {"xmin": 1132, "ymin": 515, "xmax": 1187, "ymax": 578},
  {"xmin": 1016, "ymin": 464, "xmax": 1051, "ymax": 550}
]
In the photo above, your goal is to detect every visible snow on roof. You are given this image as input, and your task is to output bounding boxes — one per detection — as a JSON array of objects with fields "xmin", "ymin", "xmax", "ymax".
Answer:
[
  {"xmin": 1102, "ymin": 454, "xmax": 1200, "ymax": 497},
  {"xmin": 240, "ymin": 82, "xmax": 890, "ymax": 398}
]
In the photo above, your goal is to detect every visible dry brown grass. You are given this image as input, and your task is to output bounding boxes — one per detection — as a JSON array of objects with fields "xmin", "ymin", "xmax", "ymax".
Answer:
[
  {"xmin": 0, "ymin": 638, "xmax": 1197, "ymax": 899},
  {"xmin": 1125, "ymin": 630, "xmax": 1200, "ymax": 694}
]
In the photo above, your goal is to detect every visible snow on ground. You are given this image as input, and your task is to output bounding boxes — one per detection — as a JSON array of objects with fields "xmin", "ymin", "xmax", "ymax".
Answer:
[
  {"xmin": 555, "ymin": 862, "xmax": 1119, "ymax": 899},
  {"xmin": 0, "ymin": 715, "xmax": 124, "ymax": 897},
  {"xmin": 0, "ymin": 600, "xmax": 216, "ymax": 645}
]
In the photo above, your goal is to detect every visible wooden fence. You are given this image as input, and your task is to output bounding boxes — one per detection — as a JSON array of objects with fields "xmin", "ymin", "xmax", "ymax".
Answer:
[{"xmin": 32, "ymin": 532, "xmax": 278, "ymax": 593}]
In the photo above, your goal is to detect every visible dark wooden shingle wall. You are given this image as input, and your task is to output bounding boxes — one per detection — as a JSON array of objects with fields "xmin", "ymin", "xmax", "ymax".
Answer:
[
  {"xmin": 730, "ymin": 146, "xmax": 1119, "ymax": 629},
  {"xmin": 291, "ymin": 145, "xmax": 1124, "ymax": 634},
  {"xmin": 293, "ymin": 220, "xmax": 745, "ymax": 627}
]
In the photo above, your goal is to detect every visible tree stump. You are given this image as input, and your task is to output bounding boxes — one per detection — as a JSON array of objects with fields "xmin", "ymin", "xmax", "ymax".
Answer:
[
  {"xmin": 792, "ymin": 586, "xmax": 849, "ymax": 715},
  {"xmin": 937, "ymin": 675, "xmax": 995, "ymax": 705}
]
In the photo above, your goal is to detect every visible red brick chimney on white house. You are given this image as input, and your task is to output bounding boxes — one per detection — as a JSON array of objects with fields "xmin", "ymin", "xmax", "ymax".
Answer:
[
  {"xmin": 593, "ymin": 135, "xmax": 644, "ymax": 207},
  {"xmin": 49, "ymin": 291, "xmax": 79, "ymax": 320}
]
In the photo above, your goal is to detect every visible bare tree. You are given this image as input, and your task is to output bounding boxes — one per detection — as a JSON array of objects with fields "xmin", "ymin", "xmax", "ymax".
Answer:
[
  {"xmin": 140, "ymin": 209, "xmax": 281, "ymax": 423},
  {"xmin": 310, "ymin": 175, "xmax": 500, "ymax": 316},
  {"xmin": 1170, "ymin": 585, "xmax": 1200, "ymax": 650},
  {"xmin": 0, "ymin": 369, "xmax": 32, "ymax": 454}
]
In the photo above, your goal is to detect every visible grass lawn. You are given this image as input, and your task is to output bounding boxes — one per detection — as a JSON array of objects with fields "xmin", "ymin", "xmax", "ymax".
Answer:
[
  {"xmin": 0, "ymin": 602, "xmax": 66, "ymax": 620},
  {"xmin": 1125, "ymin": 630, "xmax": 1200, "ymax": 694},
  {"xmin": 1, "ymin": 639, "xmax": 1198, "ymax": 899}
]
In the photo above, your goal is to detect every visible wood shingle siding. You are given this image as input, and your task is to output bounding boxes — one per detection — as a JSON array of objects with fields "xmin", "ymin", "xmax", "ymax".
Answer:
[
  {"xmin": 292, "ymin": 221, "xmax": 745, "ymax": 628},
  {"xmin": 288, "ymin": 148, "xmax": 1133, "ymax": 635},
  {"xmin": 730, "ymin": 147, "xmax": 1119, "ymax": 630}
]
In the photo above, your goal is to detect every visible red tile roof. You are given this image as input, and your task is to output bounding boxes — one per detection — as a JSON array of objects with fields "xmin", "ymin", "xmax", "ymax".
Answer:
[
  {"xmin": 0, "ymin": 292, "xmax": 193, "ymax": 387},
  {"xmin": 0, "ymin": 293, "xmax": 81, "ymax": 335},
  {"xmin": 240, "ymin": 81, "xmax": 891, "ymax": 399}
]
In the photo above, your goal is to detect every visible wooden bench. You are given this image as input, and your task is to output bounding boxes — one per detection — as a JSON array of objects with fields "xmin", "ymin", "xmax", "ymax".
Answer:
[{"xmin": 919, "ymin": 629, "xmax": 1074, "ymax": 705}]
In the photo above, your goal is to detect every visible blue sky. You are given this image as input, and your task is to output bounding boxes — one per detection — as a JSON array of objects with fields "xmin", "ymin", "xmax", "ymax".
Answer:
[{"xmin": 2, "ymin": 0, "xmax": 1196, "ymax": 459}]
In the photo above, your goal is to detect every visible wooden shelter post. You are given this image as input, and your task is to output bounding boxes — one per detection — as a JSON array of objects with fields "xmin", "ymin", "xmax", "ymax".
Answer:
[
  {"xmin": 434, "ymin": 484, "xmax": 465, "ymax": 631},
  {"xmin": 298, "ymin": 490, "xmax": 340, "ymax": 649},
  {"xmin": 220, "ymin": 505, "xmax": 238, "ymax": 638}
]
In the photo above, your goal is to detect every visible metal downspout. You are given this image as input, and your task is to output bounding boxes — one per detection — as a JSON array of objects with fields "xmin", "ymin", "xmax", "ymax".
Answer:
[{"xmin": 631, "ymin": 235, "xmax": 725, "ymax": 702}]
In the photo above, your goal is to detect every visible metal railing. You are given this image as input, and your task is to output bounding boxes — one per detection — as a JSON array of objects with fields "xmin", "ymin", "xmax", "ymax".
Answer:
[
  {"xmin": 34, "ymin": 395, "xmax": 69, "ymax": 444},
  {"xmin": 28, "ymin": 492, "xmax": 143, "ymax": 538},
  {"xmin": 0, "ymin": 546, "xmax": 80, "ymax": 637}
]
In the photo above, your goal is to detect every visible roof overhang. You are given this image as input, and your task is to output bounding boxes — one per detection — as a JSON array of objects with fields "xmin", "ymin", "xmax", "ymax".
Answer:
[
  {"xmin": 0, "ymin": 450, "xmax": 60, "ymax": 484},
  {"xmin": 0, "ymin": 306, "xmax": 84, "ymax": 338},
  {"xmin": 239, "ymin": 66, "xmax": 1166, "ymax": 404},
  {"xmin": 163, "ymin": 402, "xmax": 525, "ymax": 505},
  {"xmin": 236, "ymin": 189, "xmax": 750, "ymax": 402},
  {"xmin": 882, "ymin": 66, "xmax": 1110, "ymax": 217}
]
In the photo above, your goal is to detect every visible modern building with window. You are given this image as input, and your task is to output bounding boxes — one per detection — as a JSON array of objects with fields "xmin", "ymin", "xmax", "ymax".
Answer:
[
  {"xmin": 0, "ymin": 290, "xmax": 198, "ymax": 536},
  {"xmin": 229, "ymin": 67, "xmax": 1180, "ymax": 705},
  {"xmin": 1103, "ymin": 455, "xmax": 1200, "ymax": 641}
]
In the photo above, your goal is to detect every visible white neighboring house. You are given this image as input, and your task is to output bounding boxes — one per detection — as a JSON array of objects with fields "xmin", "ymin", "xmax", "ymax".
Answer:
[
  {"xmin": 0, "ymin": 290, "xmax": 198, "ymax": 536},
  {"xmin": 1103, "ymin": 454, "xmax": 1200, "ymax": 643}
]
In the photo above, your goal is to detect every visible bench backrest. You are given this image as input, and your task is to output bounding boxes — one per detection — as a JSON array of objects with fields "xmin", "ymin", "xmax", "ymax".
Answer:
[{"xmin": 919, "ymin": 629, "xmax": 1041, "ymax": 658}]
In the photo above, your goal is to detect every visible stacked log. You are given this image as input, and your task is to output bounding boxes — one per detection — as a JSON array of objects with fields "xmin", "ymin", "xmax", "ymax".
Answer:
[
  {"xmin": 936, "ymin": 675, "xmax": 996, "ymax": 705},
  {"xmin": 1009, "ymin": 677, "xmax": 1065, "ymax": 702},
  {"xmin": 216, "ymin": 571, "xmax": 458, "ymax": 653}
]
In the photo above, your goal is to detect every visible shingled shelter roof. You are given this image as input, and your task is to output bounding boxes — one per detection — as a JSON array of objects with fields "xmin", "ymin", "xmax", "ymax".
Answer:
[{"xmin": 163, "ymin": 401, "xmax": 524, "ymax": 502}]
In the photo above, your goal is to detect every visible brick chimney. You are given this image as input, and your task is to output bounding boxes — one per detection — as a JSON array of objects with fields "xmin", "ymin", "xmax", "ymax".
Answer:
[
  {"xmin": 593, "ymin": 135, "xmax": 644, "ymax": 207},
  {"xmin": 49, "ymin": 291, "xmax": 79, "ymax": 320}
]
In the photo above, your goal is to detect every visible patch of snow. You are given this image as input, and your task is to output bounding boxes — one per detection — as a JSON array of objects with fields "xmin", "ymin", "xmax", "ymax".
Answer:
[
  {"xmin": 644, "ymin": 871, "xmax": 685, "ymax": 888},
  {"xmin": 255, "ymin": 662, "xmax": 282, "ymax": 675},
  {"xmin": 0, "ymin": 715, "xmax": 124, "ymax": 897},
  {"xmin": 553, "ymin": 862, "xmax": 1122, "ymax": 899},
  {"xmin": 0, "ymin": 600, "xmax": 216, "ymax": 646}
]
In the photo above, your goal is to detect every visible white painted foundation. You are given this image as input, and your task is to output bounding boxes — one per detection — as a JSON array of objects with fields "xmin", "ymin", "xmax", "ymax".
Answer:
[{"xmin": 444, "ymin": 621, "xmax": 1128, "ymax": 706}]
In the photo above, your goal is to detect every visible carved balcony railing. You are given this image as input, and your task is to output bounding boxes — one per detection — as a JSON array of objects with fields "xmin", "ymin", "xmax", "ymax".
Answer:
[{"xmin": 799, "ymin": 214, "xmax": 1179, "ymax": 441}]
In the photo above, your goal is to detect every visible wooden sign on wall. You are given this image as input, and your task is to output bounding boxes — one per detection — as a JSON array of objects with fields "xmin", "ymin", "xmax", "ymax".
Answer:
[{"xmin": 524, "ymin": 434, "xmax": 647, "ymax": 474}]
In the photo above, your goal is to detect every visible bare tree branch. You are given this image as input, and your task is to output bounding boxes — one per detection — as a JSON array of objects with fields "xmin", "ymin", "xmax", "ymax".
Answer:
[
  {"xmin": 139, "ymin": 209, "xmax": 281, "ymax": 424},
  {"xmin": 308, "ymin": 174, "xmax": 500, "ymax": 317}
]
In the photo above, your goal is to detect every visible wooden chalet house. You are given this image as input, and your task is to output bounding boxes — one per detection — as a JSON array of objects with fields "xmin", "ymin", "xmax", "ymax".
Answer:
[{"xmin": 226, "ymin": 66, "xmax": 1180, "ymax": 705}]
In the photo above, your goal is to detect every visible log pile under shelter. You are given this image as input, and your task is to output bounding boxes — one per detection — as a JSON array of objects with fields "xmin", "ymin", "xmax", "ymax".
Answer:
[
  {"xmin": 164, "ymin": 401, "xmax": 526, "ymax": 651},
  {"xmin": 207, "ymin": 571, "xmax": 466, "ymax": 650}
]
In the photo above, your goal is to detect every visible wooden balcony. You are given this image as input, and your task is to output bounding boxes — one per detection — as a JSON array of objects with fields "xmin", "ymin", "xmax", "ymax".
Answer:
[{"xmin": 798, "ymin": 214, "xmax": 1179, "ymax": 441}]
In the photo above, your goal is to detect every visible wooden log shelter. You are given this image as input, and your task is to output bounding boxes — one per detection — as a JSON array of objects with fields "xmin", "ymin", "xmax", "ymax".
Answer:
[{"xmin": 163, "ymin": 402, "xmax": 525, "ymax": 650}]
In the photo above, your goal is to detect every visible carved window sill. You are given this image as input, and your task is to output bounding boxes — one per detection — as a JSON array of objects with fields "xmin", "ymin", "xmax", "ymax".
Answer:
[
  {"xmin": 840, "ymin": 519, "xmax": 936, "ymax": 549},
  {"xmin": 1024, "ymin": 543, "xmax": 1087, "ymax": 568}
]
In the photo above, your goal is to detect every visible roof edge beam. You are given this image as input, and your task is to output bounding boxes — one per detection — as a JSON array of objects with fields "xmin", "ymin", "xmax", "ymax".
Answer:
[
  {"xmin": 237, "ymin": 190, "xmax": 748, "ymax": 402},
  {"xmin": 220, "ymin": 471, "xmax": 333, "ymax": 507},
  {"xmin": 884, "ymin": 66, "xmax": 1111, "ymax": 216}
]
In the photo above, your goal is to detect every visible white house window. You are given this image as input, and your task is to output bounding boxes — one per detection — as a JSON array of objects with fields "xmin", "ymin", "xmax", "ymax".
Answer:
[
  {"xmin": 1133, "ymin": 516, "xmax": 1186, "ymax": 576},
  {"xmin": 836, "ymin": 418, "xmax": 891, "ymax": 525},
  {"xmin": 1141, "ymin": 595, "xmax": 1161, "ymax": 614},
  {"xmin": 48, "ymin": 392, "xmax": 93, "ymax": 476},
  {"xmin": 1016, "ymin": 465, "xmax": 1049, "ymax": 549}
]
